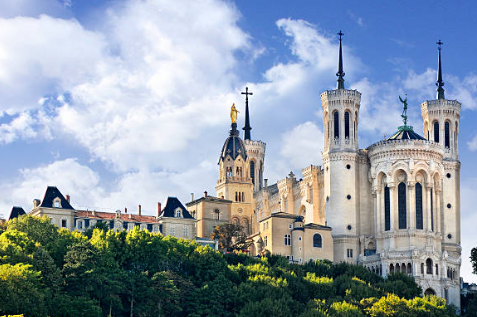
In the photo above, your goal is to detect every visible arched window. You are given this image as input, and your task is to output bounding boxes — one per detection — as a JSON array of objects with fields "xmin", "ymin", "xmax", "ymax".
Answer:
[
  {"xmin": 407, "ymin": 263, "xmax": 412, "ymax": 274},
  {"xmin": 426, "ymin": 258, "xmax": 433, "ymax": 275},
  {"xmin": 398, "ymin": 182, "xmax": 407, "ymax": 229},
  {"xmin": 344, "ymin": 111, "xmax": 350, "ymax": 139},
  {"xmin": 434, "ymin": 121, "xmax": 440, "ymax": 143},
  {"xmin": 415, "ymin": 183, "xmax": 423, "ymax": 229},
  {"xmin": 384, "ymin": 186, "xmax": 391, "ymax": 231},
  {"xmin": 421, "ymin": 263, "xmax": 424, "ymax": 275},
  {"xmin": 313, "ymin": 234, "xmax": 322, "ymax": 248},
  {"xmin": 435, "ymin": 264, "xmax": 439, "ymax": 276},
  {"xmin": 445, "ymin": 121, "xmax": 450, "ymax": 148},
  {"xmin": 390, "ymin": 264, "xmax": 394, "ymax": 274},
  {"xmin": 333, "ymin": 111, "xmax": 339, "ymax": 139},
  {"xmin": 250, "ymin": 161, "xmax": 255, "ymax": 186}
]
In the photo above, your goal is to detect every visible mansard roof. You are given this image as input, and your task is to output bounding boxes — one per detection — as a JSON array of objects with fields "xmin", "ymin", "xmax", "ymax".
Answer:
[
  {"xmin": 9, "ymin": 206, "xmax": 26, "ymax": 220},
  {"xmin": 160, "ymin": 197, "xmax": 193, "ymax": 219},
  {"xmin": 40, "ymin": 186, "xmax": 74, "ymax": 209}
]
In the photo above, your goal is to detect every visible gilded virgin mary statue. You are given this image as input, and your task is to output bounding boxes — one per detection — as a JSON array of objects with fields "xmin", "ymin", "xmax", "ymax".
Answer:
[{"xmin": 230, "ymin": 103, "xmax": 239, "ymax": 123}]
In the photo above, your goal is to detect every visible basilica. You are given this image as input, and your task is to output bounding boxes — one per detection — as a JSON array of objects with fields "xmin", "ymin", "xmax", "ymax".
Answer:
[
  {"xmin": 12, "ymin": 35, "xmax": 461, "ymax": 309},
  {"xmin": 188, "ymin": 36, "xmax": 462, "ymax": 308}
]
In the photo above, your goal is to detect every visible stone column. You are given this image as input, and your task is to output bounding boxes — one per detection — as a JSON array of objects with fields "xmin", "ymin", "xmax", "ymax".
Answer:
[
  {"xmin": 435, "ymin": 187, "xmax": 442, "ymax": 234},
  {"xmin": 408, "ymin": 181, "xmax": 415, "ymax": 229},
  {"xmin": 425, "ymin": 184, "xmax": 433, "ymax": 232},
  {"xmin": 375, "ymin": 187, "xmax": 381, "ymax": 235}
]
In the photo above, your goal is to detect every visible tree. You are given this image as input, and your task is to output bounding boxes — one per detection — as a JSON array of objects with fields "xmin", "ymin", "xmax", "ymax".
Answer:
[
  {"xmin": 471, "ymin": 247, "xmax": 477, "ymax": 275},
  {"xmin": 211, "ymin": 223, "xmax": 249, "ymax": 252},
  {"xmin": 0, "ymin": 263, "xmax": 46, "ymax": 317}
]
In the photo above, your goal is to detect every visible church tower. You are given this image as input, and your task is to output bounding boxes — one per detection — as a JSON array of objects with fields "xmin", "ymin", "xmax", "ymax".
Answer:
[
  {"xmin": 216, "ymin": 104, "xmax": 254, "ymax": 234},
  {"xmin": 321, "ymin": 32, "xmax": 363, "ymax": 263},
  {"xmin": 241, "ymin": 87, "xmax": 266, "ymax": 193},
  {"xmin": 421, "ymin": 42, "xmax": 461, "ymax": 304}
]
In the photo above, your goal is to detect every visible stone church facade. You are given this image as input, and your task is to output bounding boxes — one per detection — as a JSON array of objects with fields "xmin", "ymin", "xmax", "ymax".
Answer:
[{"xmin": 190, "ymin": 36, "xmax": 461, "ymax": 308}]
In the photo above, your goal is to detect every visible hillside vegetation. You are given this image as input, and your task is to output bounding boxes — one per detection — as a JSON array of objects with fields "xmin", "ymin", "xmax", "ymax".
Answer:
[{"xmin": 0, "ymin": 216, "xmax": 457, "ymax": 316}]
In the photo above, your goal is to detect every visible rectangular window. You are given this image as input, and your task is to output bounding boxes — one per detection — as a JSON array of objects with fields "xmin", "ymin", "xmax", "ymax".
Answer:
[
  {"xmin": 284, "ymin": 234, "xmax": 291, "ymax": 246},
  {"xmin": 61, "ymin": 219, "xmax": 67, "ymax": 228},
  {"xmin": 347, "ymin": 249, "xmax": 353, "ymax": 258},
  {"xmin": 170, "ymin": 224, "xmax": 175, "ymax": 235},
  {"xmin": 183, "ymin": 225, "xmax": 188, "ymax": 237},
  {"xmin": 78, "ymin": 221, "xmax": 83, "ymax": 229},
  {"xmin": 264, "ymin": 236, "xmax": 267, "ymax": 247}
]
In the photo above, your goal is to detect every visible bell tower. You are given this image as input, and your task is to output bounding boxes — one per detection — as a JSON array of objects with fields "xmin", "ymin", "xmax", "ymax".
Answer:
[
  {"xmin": 321, "ymin": 31, "xmax": 362, "ymax": 263},
  {"xmin": 216, "ymin": 104, "xmax": 254, "ymax": 234}
]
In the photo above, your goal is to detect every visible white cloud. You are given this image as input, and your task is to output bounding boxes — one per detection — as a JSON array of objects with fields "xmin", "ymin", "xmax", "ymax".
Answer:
[
  {"xmin": 0, "ymin": 158, "xmax": 103, "ymax": 213},
  {"xmin": 279, "ymin": 121, "xmax": 323, "ymax": 170},
  {"xmin": 460, "ymin": 178, "xmax": 477, "ymax": 283},
  {"xmin": 0, "ymin": 112, "xmax": 37, "ymax": 143},
  {"xmin": 468, "ymin": 134, "xmax": 477, "ymax": 151}
]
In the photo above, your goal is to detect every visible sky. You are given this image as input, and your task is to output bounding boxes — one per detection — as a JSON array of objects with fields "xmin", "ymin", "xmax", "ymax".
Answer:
[{"xmin": 0, "ymin": 0, "xmax": 476, "ymax": 282}]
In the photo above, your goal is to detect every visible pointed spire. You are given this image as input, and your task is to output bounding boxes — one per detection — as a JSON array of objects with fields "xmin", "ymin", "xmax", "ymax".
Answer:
[
  {"xmin": 241, "ymin": 87, "xmax": 253, "ymax": 140},
  {"xmin": 436, "ymin": 40, "xmax": 445, "ymax": 100},
  {"xmin": 336, "ymin": 30, "xmax": 345, "ymax": 89}
]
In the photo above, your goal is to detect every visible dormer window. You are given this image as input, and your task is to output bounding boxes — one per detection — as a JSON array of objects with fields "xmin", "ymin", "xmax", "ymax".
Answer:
[
  {"xmin": 53, "ymin": 197, "xmax": 61, "ymax": 208},
  {"xmin": 175, "ymin": 209, "xmax": 182, "ymax": 218}
]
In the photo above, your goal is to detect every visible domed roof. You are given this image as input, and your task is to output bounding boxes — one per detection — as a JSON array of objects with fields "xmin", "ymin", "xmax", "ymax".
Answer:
[
  {"xmin": 220, "ymin": 123, "xmax": 247, "ymax": 161},
  {"xmin": 386, "ymin": 125, "xmax": 426, "ymax": 141}
]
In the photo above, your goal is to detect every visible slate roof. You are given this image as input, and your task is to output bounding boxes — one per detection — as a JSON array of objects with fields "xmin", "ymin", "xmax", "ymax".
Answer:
[
  {"xmin": 186, "ymin": 195, "xmax": 232, "ymax": 207},
  {"xmin": 9, "ymin": 206, "xmax": 26, "ymax": 220},
  {"xmin": 386, "ymin": 126, "xmax": 426, "ymax": 141},
  {"xmin": 75, "ymin": 210, "xmax": 158, "ymax": 223},
  {"xmin": 219, "ymin": 124, "xmax": 247, "ymax": 162},
  {"xmin": 40, "ymin": 186, "xmax": 74, "ymax": 209},
  {"xmin": 160, "ymin": 197, "xmax": 194, "ymax": 219}
]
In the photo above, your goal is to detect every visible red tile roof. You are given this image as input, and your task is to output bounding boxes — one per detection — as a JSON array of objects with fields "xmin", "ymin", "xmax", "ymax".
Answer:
[{"xmin": 75, "ymin": 210, "xmax": 159, "ymax": 223}]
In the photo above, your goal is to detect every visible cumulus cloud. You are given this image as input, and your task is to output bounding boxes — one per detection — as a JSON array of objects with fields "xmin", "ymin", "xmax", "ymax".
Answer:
[
  {"xmin": 0, "ymin": 158, "xmax": 103, "ymax": 213},
  {"xmin": 279, "ymin": 121, "xmax": 323, "ymax": 171},
  {"xmin": 468, "ymin": 134, "xmax": 477, "ymax": 151}
]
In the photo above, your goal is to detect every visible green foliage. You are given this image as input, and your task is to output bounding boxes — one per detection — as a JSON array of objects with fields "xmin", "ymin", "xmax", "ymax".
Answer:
[
  {"xmin": 471, "ymin": 247, "xmax": 477, "ymax": 275},
  {"xmin": 0, "ymin": 263, "xmax": 46, "ymax": 317},
  {"xmin": 211, "ymin": 223, "xmax": 249, "ymax": 252},
  {"xmin": 0, "ymin": 216, "xmax": 459, "ymax": 317}
]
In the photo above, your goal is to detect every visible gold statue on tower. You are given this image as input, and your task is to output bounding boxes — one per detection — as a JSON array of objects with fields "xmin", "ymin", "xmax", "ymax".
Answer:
[{"xmin": 230, "ymin": 103, "xmax": 239, "ymax": 124}]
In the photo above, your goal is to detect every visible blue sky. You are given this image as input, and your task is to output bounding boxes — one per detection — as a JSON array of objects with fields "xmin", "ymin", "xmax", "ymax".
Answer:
[{"xmin": 0, "ymin": 0, "xmax": 476, "ymax": 282}]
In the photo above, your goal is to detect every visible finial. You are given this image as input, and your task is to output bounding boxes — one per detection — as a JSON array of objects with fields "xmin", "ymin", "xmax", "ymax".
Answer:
[
  {"xmin": 336, "ymin": 30, "xmax": 345, "ymax": 89},
  {"xmin": 241, "ymin": 86, "xmax": 253, "ymax": 140},
  {"xmin": 436, "ymin": 40, "xmax": 445, "ymax": 100}
]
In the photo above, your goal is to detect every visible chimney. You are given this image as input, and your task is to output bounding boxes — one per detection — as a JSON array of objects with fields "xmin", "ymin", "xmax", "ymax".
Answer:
[
  {"xmin": 65, "ymin": 195, "xmax": 70, "ymax": 203},
  {"xmin": 157, "ymin": 202, "xmax": 162, "ymax": 217},
  {"xmin": 33, "ymin": 199, "xmax": 40, "ymax": 208},
  {"xmin": 124, "ymin": 207, "xmax": 127, "ymax": 214},
  {"xmin": 264, "ymin": 179, "xmax": 268, "ymax": 188},
  {"xmin": 191, "ymin": 193, "xmax": 194, "ymax": 201},
  {"xmin": 138, "ymin": 204, "xmax": 142, "ymax": 216},
  {"xmin": 204, "ymin": 191, "xmax": 208, "ymax": 197}
]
